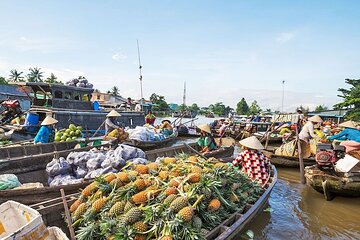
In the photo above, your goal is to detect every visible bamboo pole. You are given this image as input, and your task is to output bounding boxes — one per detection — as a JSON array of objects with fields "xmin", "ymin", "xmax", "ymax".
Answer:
[
  {"xmin": 60, "ymin": 189, "xmax": 76, "ymax": 240},
  {"xmin": 295, "ymin": 126, "xmax": 306, "ymax": 184}
]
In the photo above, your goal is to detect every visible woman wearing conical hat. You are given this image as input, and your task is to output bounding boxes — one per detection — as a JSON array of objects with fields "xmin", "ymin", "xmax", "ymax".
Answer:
[
  {"xmin": 196, "ymin": 124, "xmax": 217, "ymax": 153},
  {"xmin": 105, "ymin": 110, "xmax": 127, "ymax": 141},
  {"xmin": 233, "ymin": 136, "xmax": 270, "ymax": 185},
  {"xmin": 34, "ymin": 116, "xmax": 58, "ymax": 144},
  {"xmin": 298, "ymin": 115, "xmax": 323, "ymax": 143},
  {"xmin": 327, "ymin": 120, "xmax": 360, "ymax": 142}
]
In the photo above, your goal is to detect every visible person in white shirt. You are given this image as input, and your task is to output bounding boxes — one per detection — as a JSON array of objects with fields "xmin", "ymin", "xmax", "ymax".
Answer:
[{"xmin": 299, "ymin": 115, "xmax": 323, "ymax": 143}]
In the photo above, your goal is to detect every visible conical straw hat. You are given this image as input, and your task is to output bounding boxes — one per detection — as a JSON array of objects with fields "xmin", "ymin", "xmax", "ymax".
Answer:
[
  {"xmin": 239, "ymin": 136, "xmax": 264, "ymax": 150},
  {"xmin": 107, "ymin": 109, "xmax": 121, "ymax": 117},
  {"xmin": 41, "ymin": 116, "xmax": 58, "ymax": 126},
  {"xmin": 339, "ymin": 120, "xmax": 358, "ymax": 129},
  {"xmin": 308, "ymin": 115, "xmax": 323, "ymax": 123},
  {"xmin": 197, "ymin": 124, "xmax": 211, "ymax": 134}
]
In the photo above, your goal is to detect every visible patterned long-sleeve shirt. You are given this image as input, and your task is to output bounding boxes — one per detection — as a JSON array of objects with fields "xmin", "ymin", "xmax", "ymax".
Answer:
[{"xmin": 232, "ymin": 149, "xmax": 270, "ymax": 185}]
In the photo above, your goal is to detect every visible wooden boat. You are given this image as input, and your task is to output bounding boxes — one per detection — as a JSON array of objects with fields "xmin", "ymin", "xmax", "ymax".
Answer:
[
  {"xmin": 0, "ymin": 140, "xmax": 112, "ymax": 205},
  {"xmin": 145, "ymin": 142, "xmax": 235, "ymax": 161},
  {"xmin": 254, "ymin": 132, "xmax": 283, "ymax": 143},
  {"xmin": 177, "ymin": 126, "xmax": 200, "ymax": 138},
  {"xmin": 263, "ymin": 149, "xmax": 315, "ymax": 168},
  {"xmin": 305, "ymin": 166, "xmax": 360, "ymax": 200},
  {"xmin": 124, "ymin": 132, "xmax": 178, "ymax": 150},
  {"xmin": 32, "ymin": 164, "xmax": 277, "ymax": 240}
]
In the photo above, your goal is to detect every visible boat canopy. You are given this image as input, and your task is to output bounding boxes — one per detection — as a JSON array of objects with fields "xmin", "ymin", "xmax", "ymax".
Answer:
[{"xmin": 11, "ymin": 82, "xmax": 94, "ymax": 110}]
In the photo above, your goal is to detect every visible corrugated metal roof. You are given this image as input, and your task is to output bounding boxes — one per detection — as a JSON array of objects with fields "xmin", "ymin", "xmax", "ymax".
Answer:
[{"xmin": 308, "ymin": 109, "xmax": 348, "ymax": 117}]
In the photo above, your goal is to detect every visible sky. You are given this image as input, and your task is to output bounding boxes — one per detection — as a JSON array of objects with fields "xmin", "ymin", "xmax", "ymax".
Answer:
[{"xmin": 0, "ymin": 0, "xmax": 359, "ymax": 112}]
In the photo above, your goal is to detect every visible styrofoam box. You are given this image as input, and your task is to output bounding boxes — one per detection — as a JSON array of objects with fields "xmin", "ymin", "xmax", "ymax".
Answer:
[{"xmin": 0, "ymin": 200, "xmax": 46, "ymax": 240}]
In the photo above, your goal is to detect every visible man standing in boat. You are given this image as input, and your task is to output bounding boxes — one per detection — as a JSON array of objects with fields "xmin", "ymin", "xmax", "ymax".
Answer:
[{"xmin": 34, "ymin": 116, "xmax": 58, "ymax": 144}]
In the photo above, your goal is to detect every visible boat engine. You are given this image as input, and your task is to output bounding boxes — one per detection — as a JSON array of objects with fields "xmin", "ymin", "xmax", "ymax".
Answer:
[
  {"xmin": 315, "ymin": 143, "xmax": 336, "ymax": 168},
  {"xmin": 0, "ymin": 99, "xmax": 22, "ymax": 124}
]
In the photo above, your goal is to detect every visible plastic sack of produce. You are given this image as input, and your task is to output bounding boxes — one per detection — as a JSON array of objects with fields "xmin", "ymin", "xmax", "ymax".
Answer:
[
  {"xmin": 0, "ymin": 174, "xmax": 21, "ymax": 190},
  {"xmin": 127, "ymin": 126, "xmax": 155, "ymax": 141},
  {"xmin": 86, "ymin": 152, "xmax": 106, "ymax": 170},
  {"xmin": 128, "ymin": 158, "xmax": 147, "ymax": 165},
  {"xmin": 49, "ymin": 174, "xmax": 83, "ymax": 187},
  {"xmin": 73, "ymin": 152, "xmax": 93, "ymax": 168},
  {"xmin": 115, "ymin": 144, "xmax": 145, "ymax": 160},
  {"xmin": 74, "ymin": 166, "xmax": 88, "ymax": 179},
  {"xmin": 84, "ymin": 166, "xmax": 116, "ymax": 179},
  {"xmin": 46, "ymin": 157, "xmax": 72, "ymax": 177},
  {"xmin": 101, "ymin": 153, "xmax": 126, "ymax": 170}
]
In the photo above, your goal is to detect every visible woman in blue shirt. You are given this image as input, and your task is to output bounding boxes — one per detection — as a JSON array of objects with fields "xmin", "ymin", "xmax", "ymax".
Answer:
[
  {"xmin": 197, "ymin": 124, "xmax": 217, "ymax": 153},
  {"xmin": 34, "ymin": 116, "xmax": 58, "ymax": 144},
  {"xmin": 328, "ymin": 120, "xmax": 360, "ymax": 142}
]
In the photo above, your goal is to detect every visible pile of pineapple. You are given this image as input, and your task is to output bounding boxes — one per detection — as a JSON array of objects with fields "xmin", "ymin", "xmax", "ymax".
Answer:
[{"xmin": 70, "ymin": 154, "xmax": 264, "ymax": 240}]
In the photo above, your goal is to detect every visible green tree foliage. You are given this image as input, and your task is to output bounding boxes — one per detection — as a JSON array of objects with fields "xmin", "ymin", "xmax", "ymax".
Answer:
[
  {"xmin": 178, "ymin": 104, "xmax": 187, "ymax": 112},
  {"xmin": 189, "ymin": 103, "xmax": 200, "ymax": 114},
  {"xmin": 248, "ymin": 100, "xmax": 261, "ymax": 115},
  {"xmin": 27, "ymin": 67, "xmax": 44, "ymax": 82},
  {"xmin": 45, "ymin": 73, "xmax": 63, "ymax": 84},
  {"xmin": 236, "ymin": 98, "xmax": 249, "ymax": 115},
  {"xmin": 296, "ymin": 105, "xmax": 310, "ymax": 114},
  {"xmin": 150, "ymin": 93, "xmax": 169, "ymax": 111},
  {"xmin": 315, "ymin": 105, "xmax": 328, "ymax": 112},
  {"xmin": 0, "ymin": 76, "xmax": 8, "ymax": 84},
  {"xmin": 334, "ymin": 79, "xmax": 360, "ymax": 121},
  {"xmin": 211, "ymin": 102, "xmax": 226, "ymax": 116},
  {"xmin": 9, "ymin": 69, "xmax": 24, "ymax": 82},
  {"xmin": 111, "ymin": 86, "xmax": 119, "ymax": 96}
]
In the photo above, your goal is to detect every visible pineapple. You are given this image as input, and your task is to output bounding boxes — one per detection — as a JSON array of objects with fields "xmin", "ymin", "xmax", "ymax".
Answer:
[
  {"xmin": 207, "ymin": 199, "xmax": 221, "ymax": 212},
  {"xmin": 128, "ymin": 170, "xmax": 139, "ymax": 179},
  {"xmin": 132, "ymin": 191, "xmax": 148, "ymax": 204},
  {"xmin": 133, "ymin": 179, "xmax": 146, "ymax": 190},
  {"xmin": 170, "ymin": 168, "xmax": 181, "ymax": 177},
  {"xmin": 81, "ymin": 182, "xmax": 97, "ymax": 197},
  {"xmin": 192, "ymin": 216, "xmax": 202, "ymax": 229},
  {"xmin": 73, "ymin": 203, "xmax": 87, "ymax": 220},
  {"xmin": 134, "ymin": 235, "xmax": 146, "ymax": 240},
  {"xmin": 187, "ymin": 156, "xmax": 198, "ymax": 164},
  {"xmin": 109, "ymin": 201, "xmax": 126, "ymax": 216},
  {"xmin": 214, "ymin": 162, "xmax": 227, "ymax": 169},
  {"xmin": 133, "ymin": 221, "xmax": 148, "ymax": 232},
  {"xmin": 147, "ymin": 162, "xmax": 159, "ymax": 171},
  {"xmin": 163, "ymin": 194, "xmax": 177, "ymax": 205},
  {"xmin": 70, "ymin": 199, "xmax": 82, "ymax": 213},
  {"xmin": 177, "ymin": 206, "xmax": 194, "ymax": 222},
  {"xmin": 164, "ymin": 187, "xmax": 177, "ymax": 196},
  {"xmin": 170, "ymin": 196, "xmax": 188, "ymax": 212},
  {"xmin": 191, "ymin": 166, "xmax": 203, "ymax": 174},
  {"xmin": 117, "ymin": 172, "xmax": 130, "ymax": 183},
  {"xmin": 124, "ymin": 201, "xmax": 136, "ymax": 213},
  {"xmin": 110, "ymin": 178, "xmax": 123, "ymax": 189},
  {"xmin": 188, "ymin": 173, "xmax": 201, "ymax": 183},
  {"xmin": 124, "ymin": 207, "xmax": 143, "ymax": 224},
  {"xmin": 104, "ymin": 173, "xmax": 117, "ymax": 183},
  {"xmin": 169, "ymin": 178, "xmax": 180, "ymax": 187},
  {"xmin": 164, "ymin": 157, "xmax": 176, "ymax": 165},
  {"xmin": 135, "ymin": 164, "xmax": 149, "ymax": 174},
  {"xmin": 158, "ymin": 171, "xmax": 169, "ymax": 180},
  {"xmin": 92, "ymin": 197, "xmax": 107, "ymax": 212}
]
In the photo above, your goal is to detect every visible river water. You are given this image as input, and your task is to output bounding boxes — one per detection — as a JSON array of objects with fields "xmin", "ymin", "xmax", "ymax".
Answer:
[{"xmin": 157, "ymin": 116, "xmax": 360, "ymax": 240}]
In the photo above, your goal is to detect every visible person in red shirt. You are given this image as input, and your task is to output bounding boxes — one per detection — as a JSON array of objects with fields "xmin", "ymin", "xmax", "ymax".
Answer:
[{"xmin": 232, "ymin": 136, "xmax": 270, "ymax": 185}]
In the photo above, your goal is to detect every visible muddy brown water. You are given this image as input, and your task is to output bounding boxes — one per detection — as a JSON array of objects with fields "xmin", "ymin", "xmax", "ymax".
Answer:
[{"xmin": 161, "ymin": 117, "xmax": 360, "ymax": 239}]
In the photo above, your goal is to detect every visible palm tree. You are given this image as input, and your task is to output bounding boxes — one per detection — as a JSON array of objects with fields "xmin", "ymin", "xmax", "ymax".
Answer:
[
  {"xmin": 45, "ymin": 73, "xmax": 58, "ymax": 84},
  {"xmin": 27, "ymin": 67, "xmax": 44, "ymax": 82},
  {"xmin": 9, "ymin": 69, "xmax": 24, "ymax": 82},
  {"xmin": 111, "ymin": 86, "xmax": 119, "ymax": 96}
]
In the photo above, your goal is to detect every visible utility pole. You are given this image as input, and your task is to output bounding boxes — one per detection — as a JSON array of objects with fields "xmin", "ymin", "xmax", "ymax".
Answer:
[
  {"xmin": 281, "ymin": 80, "xmax": 285, "ymax": 113},
  {"xmin": 137, "ymin": 40, "xmax": 144, "ymax": 111}
]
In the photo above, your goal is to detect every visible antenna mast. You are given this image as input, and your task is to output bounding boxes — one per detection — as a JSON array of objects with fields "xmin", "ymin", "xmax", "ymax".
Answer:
[{"xmin": 137, "ymin": 40, "xmax": 144, "ymax": 110}]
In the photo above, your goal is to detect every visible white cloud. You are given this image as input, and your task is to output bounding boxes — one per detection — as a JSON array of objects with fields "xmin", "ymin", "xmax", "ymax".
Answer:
[
  {"xmin": 276, "ymin": 32, "xmax": 295, "ymax": 44},
  {"xmin": 112, "ymin": 52, "xmax": 127, "ymax": 61}
]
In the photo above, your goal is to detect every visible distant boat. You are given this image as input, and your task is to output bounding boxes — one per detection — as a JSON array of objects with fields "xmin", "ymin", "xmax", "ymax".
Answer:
[{"xmin": 206, "ymin": 112, "xmax": 215, "ymax": 118}]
